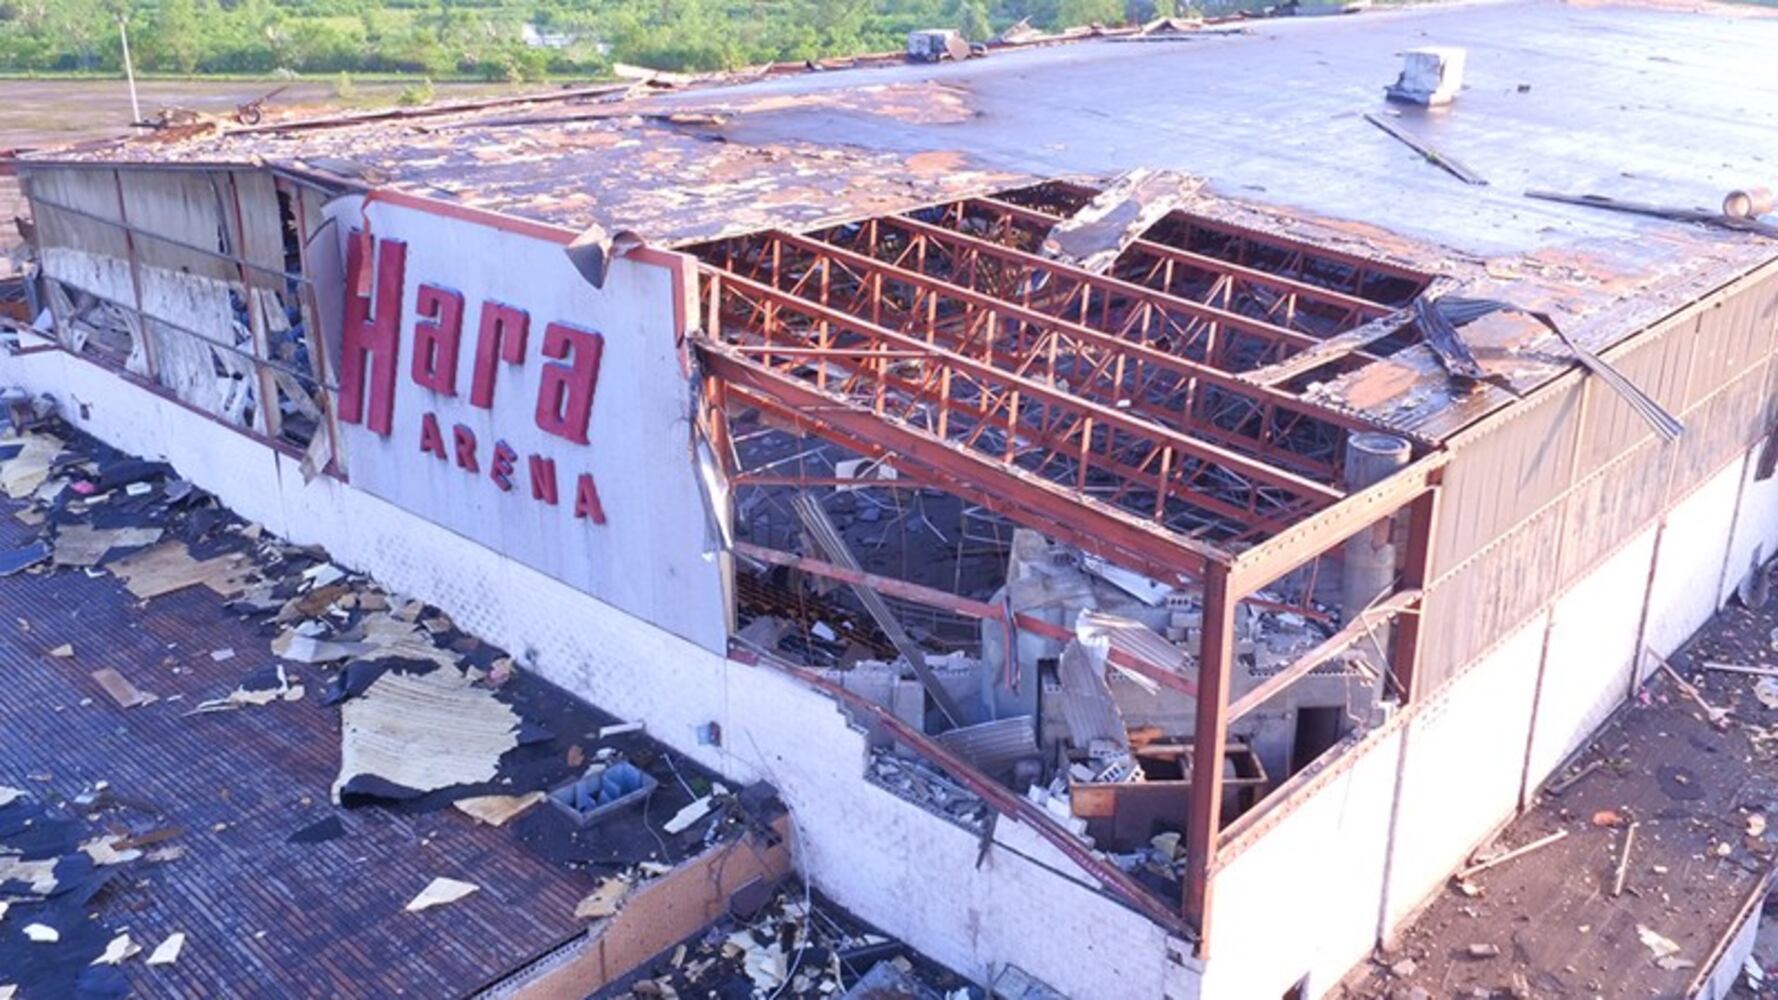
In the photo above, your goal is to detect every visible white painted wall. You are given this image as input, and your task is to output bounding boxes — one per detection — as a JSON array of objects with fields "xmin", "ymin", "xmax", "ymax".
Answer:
[
  {"xmin": 1645, "ymin": 458, "xmax": 1746, "ymax": 663},
  {"xmin": 1721, "ymin": 455, "xmax": 1778, "ymax": 609},
  {"xmin": 1200, "ymin": 728, "xmax": 1404, "ymax": 1000},
  {"xmin": 1525, "ymin": 526, "xmax": 1658, "ymax": 791},
  {"xmin": 1201, "ymin": 447, "xmax": 1768, "ymax": 998},
  {"xmin": 0, "ymin": 346, "xmax": 1197, "ymax": 1000},
  {"xmin": 1381, "ymin": 613, "xmax": 1546, "ymax": 932},
  {"xmin": 321, "ymin": 196, "xmax": 728, "ymax": 653}
]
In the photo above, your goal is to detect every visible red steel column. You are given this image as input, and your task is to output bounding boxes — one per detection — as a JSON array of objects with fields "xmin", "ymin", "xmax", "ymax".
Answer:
[{"xmin": 1184, "ymin": 559, "xmax": 1237, "ymax": 950}]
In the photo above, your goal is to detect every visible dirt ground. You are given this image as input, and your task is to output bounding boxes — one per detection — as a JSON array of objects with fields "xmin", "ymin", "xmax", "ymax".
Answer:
[{"xmin": 0, "ymin": 77, "xmax": 514, "ymax": 270}]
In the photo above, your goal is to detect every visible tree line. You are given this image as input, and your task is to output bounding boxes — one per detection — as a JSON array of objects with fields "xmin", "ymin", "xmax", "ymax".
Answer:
[{"xmin": 0, "ymin": 0, "xmax": 1187, "ymax": 79}]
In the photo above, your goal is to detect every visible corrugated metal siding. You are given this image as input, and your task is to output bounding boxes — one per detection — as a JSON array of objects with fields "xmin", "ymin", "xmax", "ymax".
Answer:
[
  {"xmin": 1417, "ymin": 264, "xmax": 1778, "ymax": 696},
  {"xmin": 1429, "ymin": 382, "xmax": 1583, "ymax": 580}
]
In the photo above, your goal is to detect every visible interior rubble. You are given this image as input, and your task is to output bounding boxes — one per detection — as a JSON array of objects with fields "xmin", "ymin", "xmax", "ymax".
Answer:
[{"xmin": 696, "ymin": 178, "xmax": 1435, "ymax": 903}]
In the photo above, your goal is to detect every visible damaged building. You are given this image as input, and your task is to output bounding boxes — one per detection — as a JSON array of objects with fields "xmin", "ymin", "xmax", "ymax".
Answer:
[{"xmin": 4, "ymin": 1, "xmax": 1778, "ymax": 997}]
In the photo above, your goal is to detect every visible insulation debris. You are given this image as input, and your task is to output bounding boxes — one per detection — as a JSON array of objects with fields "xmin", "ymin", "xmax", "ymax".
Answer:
[
  {"xmin": 91, "ymin": 932, "xmax": 140, "ymax": 965},
  {"xmin": 405, "ymin": 877, "xmax": 480, "ymax": 913},
  {"xmin": 109, "ymin": 543, "xmax": 252, "ymax": 600},
  {"xmin": 662, "ymin": 794, "xmax": 718, "ymax": 836},
  {"xmin": 574, "ymin": 874, "xmax": 633, "ymax": 919},
  {"xmin": 453, "ymin": 792, "xmax": 546, "ymax": 827},
  {"xmin": 52, "ymin": 525, "xmax": 163, "ymax": 568},
  {"xmin": 89, "ymin": 668, "xmax": 157, "ymax": 709},
  {"xmin": 332, "ymin": 666, "xmax": 523, "ymax": 804},
  {"xmin": 190, "ymin": 663, "xmax": 303, "ymax": 713},
  {"xmin": 0, "ymin": 434, "xmax": 62, "ymax": 499}
]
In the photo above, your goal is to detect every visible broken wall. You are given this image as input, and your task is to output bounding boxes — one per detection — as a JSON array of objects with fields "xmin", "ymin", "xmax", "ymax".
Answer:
[
  {"xmin": 0, "ymin": 291, "xmax": 1202, "ymax": 1000},
  {"xmin": 1193, "ymin": 262, "xmax": 1778, "ymax": 997}
]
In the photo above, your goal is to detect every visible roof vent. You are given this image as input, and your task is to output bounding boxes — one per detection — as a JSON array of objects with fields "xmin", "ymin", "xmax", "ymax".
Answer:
[{"xmin": 1386, "ymin": 46, "xmax": 1466, "ymax": 106}]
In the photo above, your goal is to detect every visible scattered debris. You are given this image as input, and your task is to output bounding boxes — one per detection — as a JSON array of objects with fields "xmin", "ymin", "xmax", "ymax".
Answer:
[
  {"xmin": 1702, "ymin": 660, "xmax": 1778, "ymax": 679},
  {"xmin": 405, "ymin": 877, "xmax": 479, "ymax": 913},
  {"xmin": 1526, "ymin": 188, "xmax": 1778, "ymax": 239},
  {"xmin": 662, "ymin": 794, "xmax": 718, "ymax": 836},
  {"xmin": 1544, "ymin": 758, "xmax": 1603, "ymax": 796},
  {"xmin": 1637, "ymin": 924, "xmax": 1682, "ymax": 961},
  {"xmin": 1611, "ymin": 821, "xmax": 1637, "ymax": 897},
  {"xmin": 1455, "ymin": 828, "xmax": 1569, "ymax": 880},
  {"xmin": 1385, "ymin": 46, "xmax": 1466, "ymax": 106},
  {"xmin": 454, "ymin": 791, "xmax": 546, "ymax": 827},
  {"xmin": 1364, "ymin": 112, "xmax": 1485, "ymax": 185},
  {"xmin": 575, "ymin": 874, "xmax": 634, "ymax": 919},
  {"xmin": 146, "ymin": 932, "xmax": 184, "ymax": 966},
  {"xmin": 190, "ymin": 664, "xmax": 302, "ymax": 713},
  {"xmin": 0, "ymin": 539, "xmax": 50, "ymax": 576},
  {"xmin": 91, "ymin": 933, "xmax": 140, "ymax": 965},
  {"xmin": 333, "ymin": 665, "xmax": 525, "ymax": 804},
  {"xmin": 1464, "ymin": 942, "xmax": 1500, "ymax": 960},
  {"xmin": 286, "ymin": 815, "xmax": 347, "ymax": 844},
  {"xmin": 1648, "ymin": 651, "xmax": 1731, "ymax": 723},
  {"xmin": 89, "ymin": 667, "xmax": 157, "ymax": 709},
  {"xmin": 47, "ymin": 643, "xmax": 73, "ymax": 658},
  {"xmin": 905, "ymin": 29, "xmax": 970, "ymax": 63},
  {"xmin": 110, "ymin": 542, "xmax": 251, "ymax": 600},
  {"xmin": 51, "ymin": 524, "xmax": 162, "ymax": 568},
  {"xmin": 1038, "ymin": 168, "xmax": 1200, "ymax": 274}
]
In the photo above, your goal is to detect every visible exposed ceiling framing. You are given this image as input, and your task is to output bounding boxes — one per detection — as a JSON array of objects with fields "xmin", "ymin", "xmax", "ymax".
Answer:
[{"xmin": 690, "ymin": 181, "xmax": 1432, "ymax": 581}]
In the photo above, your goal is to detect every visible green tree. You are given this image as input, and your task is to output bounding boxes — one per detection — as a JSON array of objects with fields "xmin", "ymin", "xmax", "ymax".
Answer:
[
  {"xmin": 146, "ymin": 0, "xmax": 202, "ymax": 73},
  {"xmin": 952, "ymin": 0, "xmax": 992, "ymax": 40},
  {"xmin": 1058, "ymin": 0, "xmax": 1124, "ymax": 26}
]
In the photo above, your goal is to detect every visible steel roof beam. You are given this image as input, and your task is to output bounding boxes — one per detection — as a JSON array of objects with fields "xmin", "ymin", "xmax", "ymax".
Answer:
[{"xmin": 742, "ymin": 229, "xmax": 1345, "ymax": 504}]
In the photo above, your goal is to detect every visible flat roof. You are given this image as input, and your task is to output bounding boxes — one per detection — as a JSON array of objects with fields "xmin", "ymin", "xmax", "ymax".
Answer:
[
  {"xmin": 17, "ymin": 0, "xmax": 1778, "ymax": 438},
  {"xmin": 0, "ymin": 429, "xmax": 742, "ymax": 998}
]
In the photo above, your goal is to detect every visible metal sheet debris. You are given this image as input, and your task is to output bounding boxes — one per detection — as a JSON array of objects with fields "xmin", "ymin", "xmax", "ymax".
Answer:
[{"xmin": 1038, "ymin": 169, "xmax": 1200, "ymax": 275}]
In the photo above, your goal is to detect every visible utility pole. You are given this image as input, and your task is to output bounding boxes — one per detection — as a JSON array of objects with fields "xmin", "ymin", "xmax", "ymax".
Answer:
[{"xmin": 118, "ymin": 16, "xmax": 141, "ymax": 124}]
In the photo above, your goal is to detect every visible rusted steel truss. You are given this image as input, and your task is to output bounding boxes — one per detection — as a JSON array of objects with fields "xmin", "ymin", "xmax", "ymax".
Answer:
[
  {"xmin": 690, "ymin": 183, "xmax": 1445, "ymax": 949},
  {"xmin": 992, "ymin": 179, "xmax": 1429, "ymax": 313},
  {"xmin": 689, "ymin": 181, "xmax": 1436, "ymax": 562}
]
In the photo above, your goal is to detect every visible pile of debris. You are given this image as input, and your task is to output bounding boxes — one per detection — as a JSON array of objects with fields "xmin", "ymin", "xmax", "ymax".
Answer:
[
  {"xmin": 0, "ymin": 783, "xmax": 187, "ymax": 998},
  {"xmin": 867, "ymin": 750, "xmax": 990, "ymax": 832},
  {"xmin": 602, "ymin": 879, "xmax": 976, "ymax": 1000}
]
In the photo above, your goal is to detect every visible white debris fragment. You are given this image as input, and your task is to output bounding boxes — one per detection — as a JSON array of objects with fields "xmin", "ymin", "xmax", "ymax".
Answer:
[
  {"xmin": 663, "ymin": 796, "xmax": 715, "ymax": 835},
  {"xmin": 147, "ymin": 932, "xmax": 186, "ymax": 966},
  {"xmin": 24, "ymin": 923, "xmax": 58, "ymax": 943},
  {"xmin": 406, "ymin": 877, "xmax": 479, "ymax": 912},
  {"xmin": 1637, "ymin": 924, "xmax": 1681, "ymax": 961},
  {"xmin": 92, "ymin": 932, "xmax": 141, "ymax": 965}
]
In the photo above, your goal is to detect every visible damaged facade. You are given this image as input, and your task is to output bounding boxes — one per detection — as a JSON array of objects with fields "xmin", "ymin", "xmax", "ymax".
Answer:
[{"xmin": 4, "ymin": 1, "xmax": 1778, "ymax": 997}]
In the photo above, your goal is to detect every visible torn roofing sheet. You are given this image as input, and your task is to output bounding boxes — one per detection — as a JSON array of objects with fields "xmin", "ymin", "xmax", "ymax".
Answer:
[
  {"xmin": 331, "ymin": 664, "xmax": 526, "ymax": 804},
  {"xmin": 15, "ymin": 0, "xmax": 1778, "ymax": 441}
]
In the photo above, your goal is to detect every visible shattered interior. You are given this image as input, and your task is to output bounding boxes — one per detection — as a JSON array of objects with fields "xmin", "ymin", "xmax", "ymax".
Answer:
[
  {"xmin": 22, "ymin": 166, "xmax": 335, "ymax": 461},
  {"xmin": 689, "ymin": 178, "xmax": 1441, "ymax": 921}
]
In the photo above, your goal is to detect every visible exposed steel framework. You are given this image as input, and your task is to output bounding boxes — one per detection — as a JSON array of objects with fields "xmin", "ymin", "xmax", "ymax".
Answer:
[{"xmin": 689, "ymin": 181, "xmax": 1441, "ymax": 946}]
